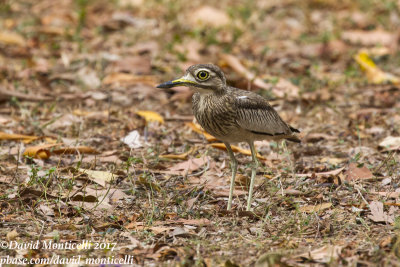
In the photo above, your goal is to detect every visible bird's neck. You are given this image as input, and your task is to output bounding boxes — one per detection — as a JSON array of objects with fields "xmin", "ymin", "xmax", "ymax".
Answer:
[{"xmin": 194, "ymin": 86, "xmax": 226, "ymax": 97}]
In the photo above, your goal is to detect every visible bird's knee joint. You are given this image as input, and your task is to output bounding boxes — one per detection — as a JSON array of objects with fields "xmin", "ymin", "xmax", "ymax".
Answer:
[
  {"xmin": 252, "ymin": 160, "xmax": 259, "ymax": 169},
  {"xmin": 232, "ymin": 160, "xmax": 238, "ymax": 168},
  {"xmin": 231, "ymin": 159, "xmax": 238, "ymax": 169}
]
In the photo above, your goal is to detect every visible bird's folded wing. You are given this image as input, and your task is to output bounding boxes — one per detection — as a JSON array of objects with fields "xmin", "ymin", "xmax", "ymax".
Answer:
[{"xmin": 235, "ymin": 96, "xmax": 292, "ymax": 136}]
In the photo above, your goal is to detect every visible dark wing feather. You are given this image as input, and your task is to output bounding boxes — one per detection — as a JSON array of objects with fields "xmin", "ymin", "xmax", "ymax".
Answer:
[{"xmin": 235, "ymin": 92, "xmax": 295, "ymax": 137}]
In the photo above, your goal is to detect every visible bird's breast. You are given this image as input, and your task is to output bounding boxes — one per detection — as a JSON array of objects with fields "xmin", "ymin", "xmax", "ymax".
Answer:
[{"xmin": 192, "ymin": 94, "xmax": 238, "ymax": 140}]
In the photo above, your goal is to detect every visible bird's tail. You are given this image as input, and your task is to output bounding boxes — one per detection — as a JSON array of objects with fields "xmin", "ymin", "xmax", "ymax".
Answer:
[
  {"xmin": 289, "ymin": 126, "xmax": 300, "ymax": 133},
  {"xmin": 286, "ymin": 125, "xmax": 301, "ymax": 143},
  {"xmin": 285, "ymin": 136, "xmax": 301, "ymax": 143}
]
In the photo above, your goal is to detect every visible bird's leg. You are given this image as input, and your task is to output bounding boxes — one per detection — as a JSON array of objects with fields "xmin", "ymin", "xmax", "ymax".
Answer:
[
  {"xmin": 247, "ymin": 141, "xmax": 259, "ymax": 211},
  {"xmin": 224, "ymin": 142, "xmax": 237, "ymax": 211}
]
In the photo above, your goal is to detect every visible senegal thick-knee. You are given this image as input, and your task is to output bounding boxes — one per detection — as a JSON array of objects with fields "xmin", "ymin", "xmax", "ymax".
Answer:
[{"xmin": 157, "ymin": 64, "xmax": 300, "ymax": 211}]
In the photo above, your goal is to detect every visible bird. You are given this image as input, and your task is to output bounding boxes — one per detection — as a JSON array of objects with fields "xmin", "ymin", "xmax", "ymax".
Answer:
[{"xmin": 157, "ymin": 64, "xmax": 300, "ymax": 211}]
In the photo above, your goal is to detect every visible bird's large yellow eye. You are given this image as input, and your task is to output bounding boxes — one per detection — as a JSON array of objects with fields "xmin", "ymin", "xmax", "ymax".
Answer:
[{"xmin": 196, "ymin": 70, "xmax": 210, "ymax": 80}]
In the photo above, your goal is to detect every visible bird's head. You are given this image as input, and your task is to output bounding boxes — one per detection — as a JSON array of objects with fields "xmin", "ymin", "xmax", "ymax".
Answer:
[{"xmin": 157, "ymin": 64, "xmax": 227, "ymax": 94}]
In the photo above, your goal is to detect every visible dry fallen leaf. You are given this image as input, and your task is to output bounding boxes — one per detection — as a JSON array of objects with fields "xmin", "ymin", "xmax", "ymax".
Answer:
[
  {"xmin": 103, "ymin": 73, "xmax": 156, "ymax": 86},
  {"xmin": 6, "ymin": 229, "xmax": 19, "ymax": 241},
  {"xmin": 344, "ymin": 163, "xmax": 373, "ymax": 181},
  {"xmin": 118, "ymin": 0, "xmax": 144, "ymax": 8},
  {"xmin": 297, "ymin": 245, "xmax": 343, "ymax": 263},
  {"xmin": 342, "ymin": 30, "xmax": 395, "ymax": 47},
  {"xmin": 185, "ymin": 122, "xmax": 218, "ymax": 142},
  {"xmin": 38, "ymin": 204, "xmax": 55, "ymax": 216},
  {"xmin": 46, "ymin": 114, "xmax": 81, "ymax": 131},
  {"xmin": 0, "ymin": 87, "xmax": 53, "ymax": 102},
  {"xmin": 174, "ymin": 40, "xmax": 203, "ymax": 62},
  {"xmin": 170, "ymin": 227, "xmax": 192, "ymax": 237},
  {"xmin": 69, "ymin": 188, "xmax": 112, "ymax": 204},
  {"xmin": 53, "ymin": 146, "xmax": 100, "ymax": 155},
  {"xmin": 24, "ymin": 144, "xmax": 99, "ymax": 159},
  {"xmin": 160, "ymin": 146, "xmax": 196, "ymax": 160},
  {"xmin": 0, "ymin": 31, "xmax": 26, "ymax": 46},
  {"xmin": 136, "ymin": 110, "xmax": 164, "ymax": 124},
  {"xmin": 78, "ymin": 169, "xmax": 116, "ymax": 187},
  {"xmin": 0, "ymin": 131, "xmax": 40, "ymax": 143},
  {"xmin": 295, "ymin": 167, "xmax": 345, "ymax": 178},
  {"xmin": 38, "ymin": 25, "xmax": 71, "ymax": 36},
  {"xmin": 108, "ymin": 189, "xmax": 129, "ymax": 202},
  {"xmin": 188, "ymin": 6, "xmax": 230, "ymax": 27},
  {"xmin": 170, "ymin": 156, "xmax": 209, "ymax": 173},
  {"xmin": 126, "ymin": 218, "xmax": 209, "ymax": 234},
  {"xmin": 160, "ymin": 153, "xmax": 188, "ymax": 160},
  {"xmin": 73, "ymin": 109, "xmax": 109, "ymax": 120},
  {"xmin": 220, "ymin": 54, "xmax": 300, "ymax": 99},
  {"xmin": 379, "ymin": 136, "xmax": 400, "ymax": 151},
  {"xmin": 211, "ymin": 187, "xmax": 248, "ymax": 197},
  {"xmin": 282, "ymin": 188, "xmax": 304, "ymax": 196},
  {"xmin": 19, "ymin": 187, "xmax": 58, "ymax": 199},
  {"xmin": 354, "ymin": 50, "xmax": 400, "ymax": 85},
  {"xmin": 368, "ymin": 201, "xmax": 395, "ymax": 224},
  {"xmin": 107, "ymin": 56, "xmax": 152, "ymax": 75},
  {"xmin": 0, "ymin": 116, "xmax": 11, "ymax": 125},
  {"xmin": 299, "ymin": 202, "xmax": 332, "ymax": 213},
  {"xmin": 172, "ymin": 218, "xmax": 211, "ymax": 226},
  {"xmin": 78, "ymin": 67, "xmax": 101, "ymax": 89},
  {"xmin": 320, "ymin": 157, "xmax": 346, "ymax": 165},
  {"xmin": 23, "ymin": 143, "xmax": 61, "ymax": 159},
  {"xmin": 379, "ymin": 236, "xmax": 393, "ymax": 248},
  {"xmin": 148, "ymin": 226, "xmax": 171, "ymax": 234},
  {"xmin": 234, "ymin": 173, "xmax": 251, "ymax": 186},
  {"xmin": 372, "ymin": 191, "xmax": 400, "ymax": 199}
]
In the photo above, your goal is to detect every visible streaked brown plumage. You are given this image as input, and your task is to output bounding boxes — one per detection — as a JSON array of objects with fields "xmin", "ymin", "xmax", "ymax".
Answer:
[{"xmin": 157, "ymin": 64, "xmax": 300, "ymax": 211}]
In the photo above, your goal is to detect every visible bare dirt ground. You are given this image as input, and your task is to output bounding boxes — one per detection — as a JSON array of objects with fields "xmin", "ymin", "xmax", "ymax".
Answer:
[{"xmin": 1, "ymin": 0, "xmax": 400, "ymax": 266}]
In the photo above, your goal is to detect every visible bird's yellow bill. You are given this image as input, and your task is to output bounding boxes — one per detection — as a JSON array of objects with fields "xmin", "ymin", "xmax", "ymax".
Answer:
[{"xmin": 156, "ymin": 78, "xmax": 196, "ymax": 88}]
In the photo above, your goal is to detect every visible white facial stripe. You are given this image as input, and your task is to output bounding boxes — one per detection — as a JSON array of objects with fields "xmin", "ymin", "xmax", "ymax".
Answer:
[
  {"xmin": 237, "ymin": 96, "xmax": 247, "ymax": 99},
  {"xmin": 182, "ymin": 73, "xmax": 197, "ymax": 82}
]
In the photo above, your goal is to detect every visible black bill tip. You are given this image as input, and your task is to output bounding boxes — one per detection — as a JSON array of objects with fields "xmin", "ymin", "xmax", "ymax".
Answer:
[{"xmin": 157, "ymin": 81, "xmax": 175, "ymax": 89}]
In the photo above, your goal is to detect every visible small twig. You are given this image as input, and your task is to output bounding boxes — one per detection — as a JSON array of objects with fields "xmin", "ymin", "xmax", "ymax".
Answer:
[
  {"xmin": 0, "ymin": 87, "xmax": 53, "ymax": 101},
  {"xmin": 279, "ymin": 179, "xmax": 284, "ymax": 196},
  {"xmin": 11, "ymin": 142, "xmax": 21, "ymax": 184},
  {"xmin": 354, "ymin": 185, "xmax": 370, "ymax": 207},
  {"xmin": 373, "ymin": 151, "xmax": 396, "ymax": 174},
  {"xmin": 38, "ymin": 220, "xmax": 45, "ymax": 241},
  {"xmin": 314, "ymin": 212, "xmax": 321, "ymax": 239},
  {"xmin": 107, "ymin": 93, "xmax": 112, "ymax": 123}
]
